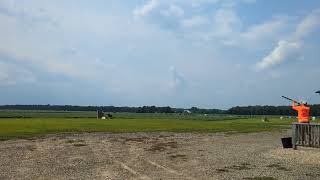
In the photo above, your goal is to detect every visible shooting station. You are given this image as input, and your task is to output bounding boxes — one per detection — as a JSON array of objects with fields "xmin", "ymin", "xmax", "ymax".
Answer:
[
  {"xmin": 292, "ymin": 123, "xmax": 320, "ymax": 149},
  {"xmin": 96, "ymin": 110, "xmax": 104, "ymax": 119},
  {"xmin": 96, "ymin": 110, "xmax": 113, "ymax": 119},
  {"xmin": 283, "ymin": 92, "xmax": 320, "ymax": 149}
]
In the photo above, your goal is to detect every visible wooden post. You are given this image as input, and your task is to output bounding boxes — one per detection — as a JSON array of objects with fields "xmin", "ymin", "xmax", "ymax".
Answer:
[{"xmin": 292, "ymin": 123, "xmax": 297, "ymax": 150}]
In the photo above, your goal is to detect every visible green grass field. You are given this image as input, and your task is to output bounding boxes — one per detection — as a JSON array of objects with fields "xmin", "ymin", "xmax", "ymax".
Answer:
[{"xmin": 0, "ymin": 110, "xmax": 307, "ymax": 140}]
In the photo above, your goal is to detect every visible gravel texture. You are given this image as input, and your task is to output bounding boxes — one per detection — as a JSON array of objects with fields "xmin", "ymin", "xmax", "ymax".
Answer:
[{"xmin": 0, "ymin": 131, "xmax": 320, "ymax": 180}]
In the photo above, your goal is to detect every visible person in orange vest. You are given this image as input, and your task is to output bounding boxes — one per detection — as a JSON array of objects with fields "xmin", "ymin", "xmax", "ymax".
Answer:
[{"xmin": 292, "ymin": 101, "xmax": 310, "ymax": 123}]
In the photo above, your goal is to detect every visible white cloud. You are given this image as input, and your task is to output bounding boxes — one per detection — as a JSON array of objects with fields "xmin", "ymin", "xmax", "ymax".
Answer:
[
  {"xmin": 169, "ymin": 66, "xmax": 187, "ymax": 91},
  {"xmin": 132, "ymin": 0, "xmax": 253, "ymax": 19},
  {"xmin": 0, "ymin": 2, "xmax": 116, "ymax": 83},
  {"xmin": 256, "ymin": 40, "xmax": 300, "ymax": 70},
  {"xmin": 294, "ymin": 9, "xmax": 320, "ymax": 40},
  {"xmin": 180, "ymin": 8, "xmax": 288, "ymax": 49},
  {"xmin": 196, "ymin": 8, "xmax": 243, "ymax": 42},
  {"xmin": 220, "ymin": 0, "xmax": 256, "ymax": 8},
  {"xmin": 256, "ymin": 10, "xmax": 320, "ymax": 71},
  {"xmin": 181, "ymin": 16, "xmax": 209, "ymax": 28},
  {"xmin": 134, "ymin": 0, "xmax": 158, "ymax": 17},
  {"xmin": 188, "ymin": 0, "xmax": 221, "ymax": 7},
  {"xmin": 0, "ymin": 0, "xmax": 184, "ymax": 91},
  {"xmin": 132, "ymin": 0, "xmax": 259, "ymax": 43},
  {"xmin": 161, "ymin": 4, "xmax": 184, "ymax": 18},
  {"xmin": 0, "ymin": 0, "xmax": 59, "ymax": 26},
  {"xmin": 0, "ymin": 12, "xmax": 84, "ymax": 79},
  {"xmin": 240, "ymin": 17, "xmax": 288, "ymax": 46},
  {"xmin": 213, "ymin": 8, "xmax": 243, "ymax": 37},
  {"xmin": 180, "ymin": 8, "xmax": 242, "ymax": 45},
  {"xmin": 0, "ymin": 61, "xmax": 36, "ymax": 85}
]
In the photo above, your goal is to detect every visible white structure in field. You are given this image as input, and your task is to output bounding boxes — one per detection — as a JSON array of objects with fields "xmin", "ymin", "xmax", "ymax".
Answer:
[{"xmin": 183, "ymin": 110, "xmax": 192, "ymax": 114}]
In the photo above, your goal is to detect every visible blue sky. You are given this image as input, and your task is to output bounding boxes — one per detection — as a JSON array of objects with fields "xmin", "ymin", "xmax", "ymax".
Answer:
[{"xmin": 0, "ymin": 0, "xmax": 320, "ymax": 109}]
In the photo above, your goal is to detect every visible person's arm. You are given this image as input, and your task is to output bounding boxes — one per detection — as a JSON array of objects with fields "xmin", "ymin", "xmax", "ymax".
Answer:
[{"xmin": 292, "ymin": 101, "xmax": 298, "ymax": 110}]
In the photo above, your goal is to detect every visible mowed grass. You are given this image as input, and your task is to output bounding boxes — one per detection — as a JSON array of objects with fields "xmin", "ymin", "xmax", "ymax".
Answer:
[
  {"xmin": 0, "ymin": 116, "xmax": 297, "ymax": 140},
  {"xmin": 0, "ymin": 110, "xmax": 96, "ymax": 118}
]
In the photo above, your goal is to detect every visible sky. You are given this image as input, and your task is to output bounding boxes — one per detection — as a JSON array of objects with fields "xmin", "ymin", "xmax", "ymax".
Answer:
[{"xmin": 0, "ymin": 0, "xmax": 320, "ymax": 109}]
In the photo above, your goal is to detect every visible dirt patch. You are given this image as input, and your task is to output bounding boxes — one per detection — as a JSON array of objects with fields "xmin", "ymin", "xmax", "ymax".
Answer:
[
  {"xmin": 158, "ymin": 135, "xmax": 173, "ymax": 138},
  {"xmin": 73, "ymin": 143, "xmax": 87, "ymax": 147},
  {"xmin": 218, "ymin": 163, "xmax": 252, "ymax": 172},
  {"xmin": 65, "ymin": 139, "xmax": 87, "ymax": 147},
  {"xmin": 66, "ymin": 139, "xmax": 85, "ymax": 144},
  {"xmin": 224, "ymin": 163, "xmax": 252, "ymax": 171},
  {"xmin": 122, "ymin": 137, "xmax": 145, "ymax": 143},
  {"xmin": 305, "ymin": 173, "xmax": 320, "ymax": 177},
  {"xmin": 168, "ymin": 154, "xmax": 187, "ymax": 160},
  {"xmin": 266, "ymin": 163, "xmax": 290, "ymax": 171},
  {"xmin": 109, "ymin": 137, "xmax": 147, "ymax": 144},
  {"xmin": 216, "ymin": 168, "xmax": 229, "ymax": 173},
  {"xmin": 147, "ymin": 141, "xmax": 178, "ymax": 152},
  {"xmin": 25, "ymin": 144, "xmax": 37, "ymax": 151},
  {"xmin": 243, "ymin": 177, "xmax": 278, "ymax": 180}
]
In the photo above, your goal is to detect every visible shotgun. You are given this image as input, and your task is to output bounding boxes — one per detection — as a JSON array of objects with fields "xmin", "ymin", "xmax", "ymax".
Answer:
[{"xmin": 281, "ymin": 96, "xmax": 301, "ymax": 105}]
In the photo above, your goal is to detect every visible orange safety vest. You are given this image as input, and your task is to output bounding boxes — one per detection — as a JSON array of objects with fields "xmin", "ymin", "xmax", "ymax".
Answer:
[{"xmin": 292, "ymin": 102, "xmax": 310, "ymax": 123}]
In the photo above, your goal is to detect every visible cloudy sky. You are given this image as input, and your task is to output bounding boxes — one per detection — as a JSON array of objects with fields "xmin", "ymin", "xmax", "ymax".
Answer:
[{"xmin": 1, "ymin": 0, "xmax": 320, "ymax": 109}]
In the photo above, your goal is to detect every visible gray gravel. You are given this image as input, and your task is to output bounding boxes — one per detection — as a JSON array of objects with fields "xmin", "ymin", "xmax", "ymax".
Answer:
[{"xmin": 0, "ymin": 131, "xmax": 320, "ymax": 180}]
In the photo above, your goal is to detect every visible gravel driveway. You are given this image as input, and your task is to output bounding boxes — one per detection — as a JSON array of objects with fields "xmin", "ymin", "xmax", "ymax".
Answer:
[{"xmin": 0, "ymin": 131, "xmax": 319, "ymax": 180}]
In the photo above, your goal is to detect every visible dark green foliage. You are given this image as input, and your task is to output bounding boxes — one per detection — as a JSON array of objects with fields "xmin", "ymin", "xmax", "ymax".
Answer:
[
  {"xmin": 0, "ymin": 104, "xmax": 320, "ymax": 116},
  {"xmin": 137, "ymin": 106, "xmax": 174, "ymax": 113},
  {"xmin": 227, "ymin": 105, "xmax": 320, "ymax": 116}
]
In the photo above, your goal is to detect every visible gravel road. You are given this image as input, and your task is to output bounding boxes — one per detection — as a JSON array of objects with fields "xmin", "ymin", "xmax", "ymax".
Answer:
[{"xmin": 0, "ymin": 131, "xmax": 320, "ymax": 180}]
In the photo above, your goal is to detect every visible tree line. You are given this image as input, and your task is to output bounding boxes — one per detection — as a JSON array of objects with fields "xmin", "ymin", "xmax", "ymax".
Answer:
[
  {"xmin": 226, "ymin": 105, "xmax": 320, "ymax": 116},
  {"xmin": 0, "ymin": 104, "xmax": 320, "ymax": 116}
]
